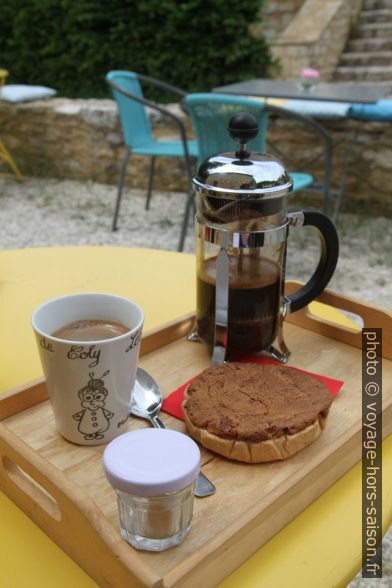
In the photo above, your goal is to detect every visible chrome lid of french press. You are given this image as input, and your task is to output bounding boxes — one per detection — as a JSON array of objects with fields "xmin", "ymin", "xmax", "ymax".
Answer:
[{"xmin": 193, "ymin": 112, "xmax": 293, "ymax": 197}]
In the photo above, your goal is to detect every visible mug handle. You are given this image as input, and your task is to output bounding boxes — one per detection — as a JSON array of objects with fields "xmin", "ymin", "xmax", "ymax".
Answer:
[{"xmin": 285, "ymin": 210, "xmax": 339, "ymax": 313}]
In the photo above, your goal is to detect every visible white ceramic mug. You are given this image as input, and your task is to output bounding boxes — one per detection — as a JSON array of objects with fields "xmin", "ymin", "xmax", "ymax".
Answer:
[{"xmin": 32, "ymin": 292, "xmax": 144, "ymax": 445}]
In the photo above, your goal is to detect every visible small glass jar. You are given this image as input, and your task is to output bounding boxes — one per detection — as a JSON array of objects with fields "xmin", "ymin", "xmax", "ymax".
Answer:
[{"xmin": 103, "ymin": 428, "xmax": 200, "ymax": 551}]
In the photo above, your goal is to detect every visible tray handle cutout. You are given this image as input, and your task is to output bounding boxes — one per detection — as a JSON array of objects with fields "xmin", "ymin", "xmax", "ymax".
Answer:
[
  {"xmin": 0, "ymin": 428, "xmax": 159, "ymax": 588},
  {"xmin": 307, "ymin": 302, "xmax": 363, "ymax": 332},
  {"xmin": 2, "ymin": 455, "xmax": 61, "ymax": 521}
]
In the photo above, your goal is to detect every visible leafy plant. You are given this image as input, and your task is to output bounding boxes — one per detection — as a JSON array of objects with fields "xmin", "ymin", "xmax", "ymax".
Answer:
[{"xmin": 0, "ymin": 0, "xmax": 275, "ymax": 99}]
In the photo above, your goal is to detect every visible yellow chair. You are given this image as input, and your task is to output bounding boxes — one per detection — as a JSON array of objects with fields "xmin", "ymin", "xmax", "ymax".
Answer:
[{"xmin": 0, "ymin": 68, "xmax": 24, "ymax": 181}]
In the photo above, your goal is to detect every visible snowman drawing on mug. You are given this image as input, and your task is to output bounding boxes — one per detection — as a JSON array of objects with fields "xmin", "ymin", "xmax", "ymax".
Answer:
[{"xmin": 73, "ymin": 371, "xmax": 114, "ymax": 440}]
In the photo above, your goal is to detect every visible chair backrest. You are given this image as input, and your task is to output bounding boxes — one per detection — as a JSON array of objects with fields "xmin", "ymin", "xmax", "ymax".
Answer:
[
  {"xmin": 185, "ymin": 93, "xmax": 269, "ymax": 165},
  {"xmin": 106, "ymin": 70, "xmax": 152, "ymax": 149}
]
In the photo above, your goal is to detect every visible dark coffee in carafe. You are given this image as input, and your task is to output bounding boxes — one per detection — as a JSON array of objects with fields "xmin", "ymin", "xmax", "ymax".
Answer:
[
  {"xmin": 196, "ymin": 256, "xmax": 281, "ymax": 354},
  {"xmin": 192, "ymin": 111, "xmax": 339, "ymax": 363}
]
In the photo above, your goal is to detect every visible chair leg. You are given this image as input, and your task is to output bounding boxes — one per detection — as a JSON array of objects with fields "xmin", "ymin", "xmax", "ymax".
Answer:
[
  {"xmin": 322, "ymin": 141, "xmax": 333, "ymax": 217},
  {"xmin": 0, "ymin": 140, "xmax": 24, "ymax": 181},
  {"xmin": 145, "ymin": 156, "xmax": 156, "ymax": 210},
  {"xmin": 332, "ymin": 123, "xmax": 361, "ymax": 224},
  {"xmin": 112, "ymin": 151, "xmax": 130, "ymax": 231},
  {"xmin": 178, "ymin": 188, "xmax": 195, "ymax": 252},
  {"xmin": 177, "ymin": 156, "xmax": 197, "ymax": 252}
]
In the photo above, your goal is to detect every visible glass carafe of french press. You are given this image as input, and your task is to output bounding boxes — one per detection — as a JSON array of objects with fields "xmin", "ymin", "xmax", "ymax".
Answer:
[{"xmin": 193, "ymin": 112, "xmax": 339, "ymax": 364}]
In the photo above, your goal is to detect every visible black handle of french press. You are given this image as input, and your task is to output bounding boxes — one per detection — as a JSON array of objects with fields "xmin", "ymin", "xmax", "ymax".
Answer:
[
  {"xmin": 286, "ymin": 210, "xmax": 339, "ymax": 313},
  {"xmin": 228, "ymin": 112, "xmax": 259, "ymax": 158}
]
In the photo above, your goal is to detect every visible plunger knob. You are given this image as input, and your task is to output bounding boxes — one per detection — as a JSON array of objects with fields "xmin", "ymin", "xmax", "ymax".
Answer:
[
  {"xmin": 227, "ymin": 112, "xmax": 259, "ymax": 158},
  {"xmin": 228, "ymin": 112, "xmax": 259, "ymax": 142}
]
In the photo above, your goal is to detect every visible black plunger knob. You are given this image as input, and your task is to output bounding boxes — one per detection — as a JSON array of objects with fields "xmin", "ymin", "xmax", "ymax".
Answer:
[{"xmin": 228, "ymin": 112, "xmax": 259, "ymax": 144}]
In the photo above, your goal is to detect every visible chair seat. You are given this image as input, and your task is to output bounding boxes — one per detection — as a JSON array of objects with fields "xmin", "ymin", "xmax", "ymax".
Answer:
[
  {"xmin": 130, "ymin": 139, "xmax": 199, "ymax": 158},
  {"xmin": 283, "ymin": 99, "xmax": 350, "ymax": 120},
  {"xmin": 289, "ymin": 172, "xmax": 314, "ymax": 192},
  {"xmin": 348, "ymin": 99, "xmax": 392, "ymax": 121}
]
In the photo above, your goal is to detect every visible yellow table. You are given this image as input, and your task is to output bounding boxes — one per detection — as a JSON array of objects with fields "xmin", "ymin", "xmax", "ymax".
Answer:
[{"xmin": 1, "ymin": 247, "xmax": 391, "ymax": 588}]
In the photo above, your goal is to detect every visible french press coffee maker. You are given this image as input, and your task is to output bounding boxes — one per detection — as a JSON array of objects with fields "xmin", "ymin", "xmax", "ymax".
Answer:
[{"xmin": 192, "ymin": 112, "xmax": 339, "ymax": 364}]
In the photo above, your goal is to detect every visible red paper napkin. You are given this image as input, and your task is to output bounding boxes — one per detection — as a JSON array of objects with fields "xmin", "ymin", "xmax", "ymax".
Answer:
[{"xmin": 161, "ymin": 356, "xmax": 344, "ymax": 421}]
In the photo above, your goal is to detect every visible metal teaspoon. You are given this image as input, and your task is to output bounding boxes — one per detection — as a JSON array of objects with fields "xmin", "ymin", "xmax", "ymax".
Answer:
[{"xmin": 130, "ymin": 367, "xmax": 216, "ymax": 497}]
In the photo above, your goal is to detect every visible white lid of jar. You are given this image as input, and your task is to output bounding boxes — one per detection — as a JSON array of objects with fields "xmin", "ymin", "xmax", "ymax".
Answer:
[{"xmin": 103, "ymin": 429, "xmax": 201, "ymax": 496}]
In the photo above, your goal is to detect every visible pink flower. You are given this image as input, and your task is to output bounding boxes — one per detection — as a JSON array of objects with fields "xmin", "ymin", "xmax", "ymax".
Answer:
[{"xmin": 300, "ymin": 67, "xmax": 320, "ymax": 80}]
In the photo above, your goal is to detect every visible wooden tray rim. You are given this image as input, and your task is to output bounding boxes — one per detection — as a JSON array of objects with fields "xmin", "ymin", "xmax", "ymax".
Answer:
[{"xmin": 0, "ymin": 285, "xmax": 391, "ymax": 587}]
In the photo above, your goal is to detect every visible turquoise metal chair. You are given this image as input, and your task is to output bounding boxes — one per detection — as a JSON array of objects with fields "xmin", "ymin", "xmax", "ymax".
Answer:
[
  {"xmin": 181, "ymin": 93, "xmax": 333, "ymax": 246},
  {"xmin": 106, "ymin": 71, "xmax": 199, "ymax": 248},
  {"xmin": 185, "ymin": 94, "xmax": 317, "ymax": 187}
]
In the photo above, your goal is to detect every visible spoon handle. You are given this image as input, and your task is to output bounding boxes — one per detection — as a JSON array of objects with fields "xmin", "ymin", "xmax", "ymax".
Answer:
[
  {"xmin": 150, "ymin": 415, "xmax": 166, "ymax": 429},
  {"xmin": 148, "ymin": 416, "xmax": 216, "ymax": 497},
  {"xmin": 194, "ymin": 471, "xmax": 216, "ymax": 497}
]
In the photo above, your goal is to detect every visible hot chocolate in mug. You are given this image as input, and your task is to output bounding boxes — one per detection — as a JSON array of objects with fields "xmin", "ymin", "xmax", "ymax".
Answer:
[{"xmin": 32, "ymin": 292, "xmax": 144, "ymax": 445}]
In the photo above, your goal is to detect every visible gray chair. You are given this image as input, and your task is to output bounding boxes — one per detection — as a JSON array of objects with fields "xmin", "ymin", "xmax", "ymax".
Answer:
[
  {"xmin": 333, "ymin": 99, "xmax": 392, "ymax": 219},
  {"xmin": 264, "ymin": 102, "xmax": 334, "ymax": 216}
]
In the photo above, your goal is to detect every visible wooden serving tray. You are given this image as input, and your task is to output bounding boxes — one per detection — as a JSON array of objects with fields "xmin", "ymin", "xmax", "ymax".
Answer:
[{"xmin": 0, "ymin": 283, "xmax": 391, "ymax": 588}]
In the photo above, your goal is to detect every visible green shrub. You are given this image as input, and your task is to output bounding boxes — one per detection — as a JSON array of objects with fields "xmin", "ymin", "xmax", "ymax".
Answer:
[{"xmin": 0, "ymin": 0, "xmax": 275, "ymax": 99}]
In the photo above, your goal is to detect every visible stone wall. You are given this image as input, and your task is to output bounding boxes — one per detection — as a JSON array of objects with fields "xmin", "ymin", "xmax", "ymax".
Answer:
[
  {"xmin": 269, "ymin": 0, "xmax": 363, "ymax": 80},
  {"xmin": 0, "ymin": 97, "xmax": 191, "ymax": 192},
  {"xmin": 255, "ymin": 0, "xmax": 306, "ymax": 41},
  {"xmin": 0, "ymin": 98, "xmax": 390, "ymax": 215}
]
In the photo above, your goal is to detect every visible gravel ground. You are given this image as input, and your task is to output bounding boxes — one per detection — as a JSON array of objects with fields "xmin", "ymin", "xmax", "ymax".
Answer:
[
  {"xmin": 0, "ymin": 175, "xmax": 391, "ymax": 585},
  {"xmin": 1, "ymin": 176, "xmax": 391, "ymax": 310}
]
